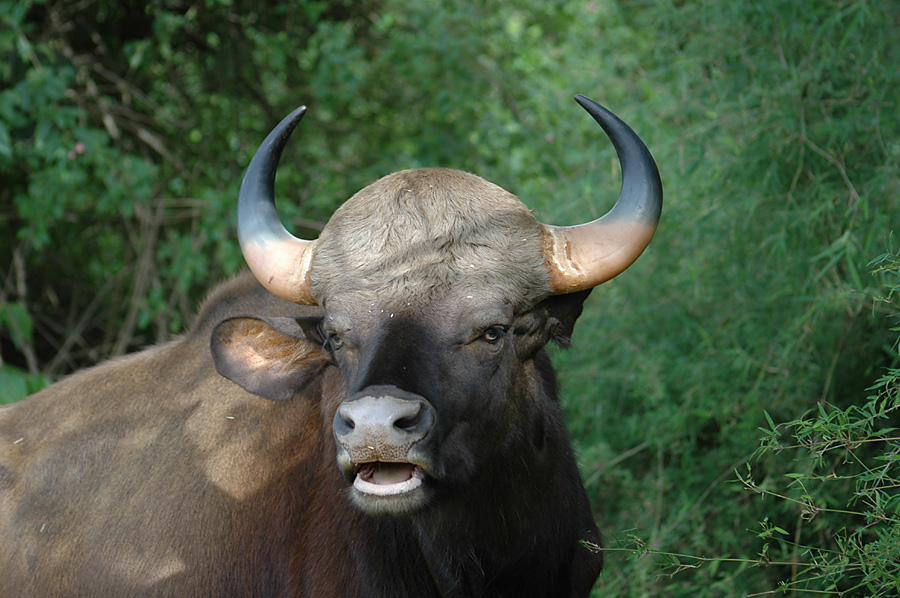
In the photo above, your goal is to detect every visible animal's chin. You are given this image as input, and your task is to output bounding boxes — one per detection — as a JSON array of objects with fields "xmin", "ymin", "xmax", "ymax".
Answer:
[{"xmin": 349, "ymin": 462, "xmax": 431, "ymax": 515}]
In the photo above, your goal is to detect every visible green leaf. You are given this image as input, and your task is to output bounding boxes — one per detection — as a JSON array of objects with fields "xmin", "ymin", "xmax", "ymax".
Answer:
[
  {"xmin": 0, "ymin": 121, "xmax": 11, "ymax": 158},
  {"xmin": 0, "ymin": 366, "xmax": 29, "ymax": 404},
  {"xmin": 0, "ymin": 301, "xmax": 34, "ymax": 350}
]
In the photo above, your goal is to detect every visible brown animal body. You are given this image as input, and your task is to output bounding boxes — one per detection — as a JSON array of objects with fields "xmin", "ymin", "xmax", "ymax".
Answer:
[{"xmin": 0, "ymin": 96, "xmax": 661, "ymax": 597}]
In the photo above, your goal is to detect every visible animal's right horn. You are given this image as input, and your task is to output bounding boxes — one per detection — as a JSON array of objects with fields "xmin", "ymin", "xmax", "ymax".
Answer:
[
  {"xmin": 541, "ymin": 96, "xmax": 663, "ymax": 294},
  {"xmin": 237, "ymin": 106, "xmax": 318, "ymax": 305}
]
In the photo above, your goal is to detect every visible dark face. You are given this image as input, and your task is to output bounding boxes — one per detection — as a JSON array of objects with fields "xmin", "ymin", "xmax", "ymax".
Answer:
[
  {"xmin": 321, "ymin": 288, "xmax": 548, "ymax": 516},
  {"xmin": 211, "ymin": 277, "xmax": 590, "ymax": 519}
]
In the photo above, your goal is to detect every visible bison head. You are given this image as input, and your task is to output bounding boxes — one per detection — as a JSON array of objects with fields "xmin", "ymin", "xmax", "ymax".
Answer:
[{"xmin": 223, "ymin": 96, "xmax": 661, "ymax": 517}]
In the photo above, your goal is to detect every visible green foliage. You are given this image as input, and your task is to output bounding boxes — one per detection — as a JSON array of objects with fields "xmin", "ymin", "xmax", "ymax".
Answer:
[
  {"xmin": 731, "ymin": 249, "xmax": 900, "ymax": 595},
  {"xmin": 0, "ymin": 298, "xmax": 51, "ymax": 403},
  {"xmin": 1, "ymin": 0, "xmax": 900, "ymax": 595},
  {"xmin": 556, "ymin": 1, "xmax": 900, "ymax": 596}
]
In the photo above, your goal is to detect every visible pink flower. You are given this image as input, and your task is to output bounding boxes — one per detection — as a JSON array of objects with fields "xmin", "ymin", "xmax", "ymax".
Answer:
[
  {"xmin": 75, "ymin": 142, "xmax": 86, "ymax": 154},
  {"xmin": 68, "ymin": 151, "xmax": 76, "ymax": 160}
]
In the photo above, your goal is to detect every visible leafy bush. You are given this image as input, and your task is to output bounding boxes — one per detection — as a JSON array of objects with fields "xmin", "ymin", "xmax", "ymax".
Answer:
[
  {"xmin": 744, "ymin": 248, "xmax": 899, "ymax": 595},
  {"xmin": 588, "ymin": 248, "xmax": 900, "ymax": 596},
  {"xmin": 564, "ymin": 1, "xmax": 900, "ymax": 596},
  {"xmin": 1, "ymin": 0, "xmax": 388, "ymax": 378}
]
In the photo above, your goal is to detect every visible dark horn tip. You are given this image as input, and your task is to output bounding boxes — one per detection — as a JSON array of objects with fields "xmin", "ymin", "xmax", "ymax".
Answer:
[
  {"xmin": 573, "ymin": 94, "xmax": 612, "ymax": 120},
  {"xmin": 241, "ymin": 105, "xmax": 308, "ymax": 188},
  {"xmin": 286, "ymin": 105, "xmax": 308, "ymax": 127},
  {"xmin": 573, "ymin": 93, "xmax": 597, "ymax": 109},
  {"xmin": 572, "ymin": 94, "xmax": 663, "ymax": 227},
  {"xmin": 269, "ymin": 106, "xmax": 308, "ymax": 148},
  {"xmin": 572, "ymin": 94, "xmax": 631, "ymax": 140},
  {"xmin": 238, "ymin": 104, "xmax": 309, "ymax": 247}
]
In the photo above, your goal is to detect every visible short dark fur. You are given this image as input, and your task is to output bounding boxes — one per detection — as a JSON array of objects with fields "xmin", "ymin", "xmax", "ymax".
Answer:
[{"xmin": 0, "ymin": 273, "xmax": 602, "ymax": 597}]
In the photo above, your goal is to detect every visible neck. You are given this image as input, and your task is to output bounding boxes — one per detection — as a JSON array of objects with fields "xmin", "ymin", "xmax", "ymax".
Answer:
[{"xmin": 406, "ymin": 441, "xmax": 574, "ymax": 597}]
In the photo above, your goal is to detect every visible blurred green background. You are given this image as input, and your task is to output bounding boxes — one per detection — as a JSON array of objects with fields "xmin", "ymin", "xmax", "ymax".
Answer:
[{"xmin": 2, "ymin": 0, "xmax": 899, "ymax": 595}]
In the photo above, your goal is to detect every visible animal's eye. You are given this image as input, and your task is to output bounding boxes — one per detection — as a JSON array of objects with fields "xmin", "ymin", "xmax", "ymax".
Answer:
[
  {"xmin": 324, "ymin": 333, "xmax": 344, "ymax": 351},
  {"xmin": 480, "ymin": 327, "xmax": 506, "ymax": 344}
]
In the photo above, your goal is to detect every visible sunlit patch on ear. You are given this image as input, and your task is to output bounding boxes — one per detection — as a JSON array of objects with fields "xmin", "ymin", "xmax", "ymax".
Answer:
[
  {"xmin": 217, "ymin": 319, "xmax": 312, "ymax": 366},
  {"xmin": 212, "ymin": 316, "xmax": 329, "ymax": 400}
]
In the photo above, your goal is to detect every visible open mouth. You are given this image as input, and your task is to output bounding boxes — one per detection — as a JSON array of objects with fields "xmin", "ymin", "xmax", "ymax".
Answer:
[{"xmin": 353, "ymin": 462, "xmax": 425, "ymax": 497}]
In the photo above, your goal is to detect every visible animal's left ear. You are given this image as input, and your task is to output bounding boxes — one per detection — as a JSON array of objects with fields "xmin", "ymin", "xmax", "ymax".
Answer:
[
  {"xmin": 543, "ymin": 289, "xmax": 592, "ymax": 348},
  {"xmin": 211, "ymin": 314, "xmax": 329, "ymax": 401},
  {"xmin": 513, "ymin": 289, "xmax": 592, "ymax": 359}
]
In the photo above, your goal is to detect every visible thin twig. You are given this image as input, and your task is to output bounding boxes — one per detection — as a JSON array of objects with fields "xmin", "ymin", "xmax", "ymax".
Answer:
[{"xmin": 798, "ymin": 133, "xmax": 860, "ymax": 207}]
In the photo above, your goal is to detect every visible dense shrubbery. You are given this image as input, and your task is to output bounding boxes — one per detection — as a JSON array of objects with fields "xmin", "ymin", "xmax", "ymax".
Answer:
[
  {"xmin": 749, "ymin": 263, "xmax": 900, "ymax": 595},
  {"xmin": 1, "ymin": 0, "xmax": 898, "ymax": 595}
]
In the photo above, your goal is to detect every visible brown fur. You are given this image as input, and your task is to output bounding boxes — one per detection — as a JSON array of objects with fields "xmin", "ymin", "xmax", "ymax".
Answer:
[{"xmin": 0, "ymin": 275, "xmax": 331, "ymax": 597}]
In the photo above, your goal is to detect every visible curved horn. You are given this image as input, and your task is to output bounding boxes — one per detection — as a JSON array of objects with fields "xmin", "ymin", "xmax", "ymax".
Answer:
[
  {"xmin": 237, "ymin": 106, "xmax": 318, "ymax": 305},
  {"xmin": 542, "ymin": 95, "xmax": 663, "ymax": 294}
]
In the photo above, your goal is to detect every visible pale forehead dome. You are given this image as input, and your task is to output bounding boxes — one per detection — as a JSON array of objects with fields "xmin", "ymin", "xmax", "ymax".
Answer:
[{"xmin": 308, "ymin": 168, "xmax": 551, "ymax": 307}]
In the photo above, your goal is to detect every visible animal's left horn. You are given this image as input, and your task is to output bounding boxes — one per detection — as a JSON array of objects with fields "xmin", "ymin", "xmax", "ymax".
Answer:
[
  {"xmin": 238, "ymin": 106, "xmax": 318, "ymax": 305},
  {"xmin": 542, "ymin": 95, "xmax": 663, "ymax": 294}
]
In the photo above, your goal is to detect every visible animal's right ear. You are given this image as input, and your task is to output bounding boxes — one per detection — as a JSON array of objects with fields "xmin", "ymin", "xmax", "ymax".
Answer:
[{"xmin": 211, "ymin": 315, "xmax": 330, "ymax": 401}]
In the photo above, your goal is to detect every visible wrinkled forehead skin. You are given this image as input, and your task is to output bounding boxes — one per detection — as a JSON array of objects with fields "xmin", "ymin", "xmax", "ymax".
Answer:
[{"xmin": 308, "ymin": 168, "xmax": 552, "ymax": 310}]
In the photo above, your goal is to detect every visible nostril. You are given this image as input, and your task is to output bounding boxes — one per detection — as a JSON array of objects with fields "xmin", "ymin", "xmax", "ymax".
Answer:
[
  {"xmin": 395, "ymin": 411, "xmax": 422, "ymax": 431},
  {"xmin": 395, "ymin": 402, "xmax": 434, "ymax": 436},
  {"xmin": 334, "ymin": 406, "xmax": 356, "ymax": 436}
]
